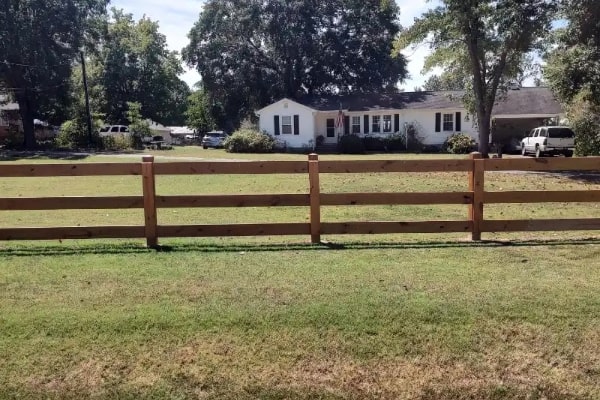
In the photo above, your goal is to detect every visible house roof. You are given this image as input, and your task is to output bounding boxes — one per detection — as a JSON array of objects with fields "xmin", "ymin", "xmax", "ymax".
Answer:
[{"xmin": 294, "ymin": 87, "xmax": 563, "ymax": 116}]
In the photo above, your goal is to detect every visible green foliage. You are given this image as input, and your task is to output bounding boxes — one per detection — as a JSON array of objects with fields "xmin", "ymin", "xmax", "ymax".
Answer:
[
  {"xmin": 444, "ymin": 133, "xmax": 476, "ymax": 154},
  {"xmin": 186, "ymin": 90, "xmax": 215, "ymax": 135},
  {"xmin": 423, "ymin": 74, "xmax": 465, "ymax": 91},
  {"xmin": 223, "ymin": 129, "xmax": 275, "ymax": 153},
  {"xmin": 338, "ymin": 135, "xmax": 366, "ymax": 154},
  {"xmin": 567, "ymin": 92, "xmax": 600, "ymax": 156},
  {"xmin": 1, "ymin": 126, "xmax": 24, "ymax": 149},
  {"xmin": 100, "ymin": 134, "xmax": 131, "ymax": 151},
  {"xmin": 0, "ymin": 0, "xmax": 109, "ymax": 148},
  {"xmin": 384, "ymin": 134, "xmax": 406, "ymax": 152},
  {"xmin": 183, "ymin": 0, "xmax": 407, "ymax": 130},
  {"xmin": 126, "ymin": 102, "xmax": 151, "ymax": 149},
  {"xmin": 397, "ymin": 0, "xmax": 558, "ymax": 155},
  {"xmin": 80, "ymin": 9, "xmax": 190, "ymax": 126},
  {"xmin": 56, "ymin": 118, "xmax": 102, "ymax": 149},
  {"xmin": 362, "ymin": 136, "xmax": 386, "ymax": 152}
]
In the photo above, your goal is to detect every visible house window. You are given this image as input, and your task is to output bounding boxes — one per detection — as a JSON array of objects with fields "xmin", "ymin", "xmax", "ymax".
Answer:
[
  {"xmin": 443, "ymin": 113, "xmax": 454, "ymax": 131},
  {"xmin": 282, "ymin": 116, "xmax": 292, "ymax": 134},
  {"xmin": 383, "ymin": 115, "xmax": 392, "ymax": 133},
  {"xmin": 352, "ymin": 116, "xmax": 361, "ymax": 134},
  {"xmin": 372, "ymin": 116, "xmax": 381, "ymax": 133},
  {"xmin": 326, "ymin": 118, "xmax": 335, "ymax": 138}
]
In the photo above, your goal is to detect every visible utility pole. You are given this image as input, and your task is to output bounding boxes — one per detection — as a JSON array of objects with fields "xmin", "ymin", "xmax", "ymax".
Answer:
[{"xmin": 80, "ymin": 51, "xmax": 93, "ymax": 145}]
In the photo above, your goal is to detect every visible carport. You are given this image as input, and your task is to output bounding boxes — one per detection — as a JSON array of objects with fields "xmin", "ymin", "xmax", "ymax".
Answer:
[{"xmin": 490, "ymin": 88, "xmax": 564, "ymax": 147}]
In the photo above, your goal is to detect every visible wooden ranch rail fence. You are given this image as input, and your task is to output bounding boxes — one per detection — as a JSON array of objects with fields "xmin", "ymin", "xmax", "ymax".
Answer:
[{"xmin": 0, "ymin": 154, "xmax": 599, "ymax": 247}]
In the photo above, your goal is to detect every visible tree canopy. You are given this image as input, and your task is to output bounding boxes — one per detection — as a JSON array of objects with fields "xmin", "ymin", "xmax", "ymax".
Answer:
[
  {"xmin": 183, "ymin": 0, "xmax": 408, "ymax": 130},
  {"xmin": 0, "ymin": 0, "xmax": 109, "ymax": 148},
  {"xmin": 89, "ymin": 9, "xmax": 190, "ymax": 126},
  {"xmin": 398, "ymin": 0, "xmax": 558, "ymax": 155},
  {"xmin": 544, "ymin": 0, "xmax": 600, "ymax": 105}
]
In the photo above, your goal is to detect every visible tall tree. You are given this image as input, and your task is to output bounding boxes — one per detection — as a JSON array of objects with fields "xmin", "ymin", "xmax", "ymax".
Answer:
[
  {"xmin": 93, "ymin": 9, "xmax": 190, "ymax": 126},
  {"xmin": 544, "ymin": 0, "xmax": 600, "ymax": 104},
  {"xmin": 183, "ymin": 0, "xmax": 407, "ymax": 129},
  {"xmin": 186, "ymin": 89, "xmax": 215, "ymax": 135},
  {"xmin": 0, "ymin": 0, "xmax": 108, "ymax": 148},
  {"xmin": 398, "ymin": 0, "xmax": 557, "ymax": 155},
  {"xmin": 423, "ymin": 74, "xmax": 466, "ymax": 91}
]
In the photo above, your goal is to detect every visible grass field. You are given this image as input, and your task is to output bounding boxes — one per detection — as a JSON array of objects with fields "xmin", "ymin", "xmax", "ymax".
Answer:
[{"xmin": 0, "ymin": 149, "xmax": 599, "ymax": 399}]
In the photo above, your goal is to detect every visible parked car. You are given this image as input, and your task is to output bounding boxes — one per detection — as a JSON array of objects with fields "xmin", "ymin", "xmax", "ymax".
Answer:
[
  {"xmin": 98, "ymin": 125, "xmax": 129, "ymax": 138},
  {"xmin": 201, "ymin": 131, "xmax": 227, "ymax": 149},
  {"xmin": 521, "ymin": 126, "xmax": 575, "ymax": 158}
]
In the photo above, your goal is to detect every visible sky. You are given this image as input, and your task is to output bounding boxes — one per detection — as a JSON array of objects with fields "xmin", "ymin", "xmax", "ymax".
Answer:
[{"xmin": 111, "ymin": 0, "xmax": 440, "ymax": 90}]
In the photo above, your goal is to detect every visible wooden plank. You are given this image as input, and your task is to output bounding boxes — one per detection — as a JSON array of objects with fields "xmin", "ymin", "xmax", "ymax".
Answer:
[
  {"xmin": 484, "ymin": 190, "xmax": 600, "ymax": 204},
  {"xmin": 157, "ymin": 223, "xmax": 311, "ymax": 237},
  {"xmin": 469, "ymin": 154, "xmax": 485, "ymax": 241},
  {"xmin": 321, "ymin": 221, "xmax": 472, "ymax": 235},
  {"xmin": 0, "ymin": 163, "xmax": 142, "ymax": 177},
  {"xmin": 0, "ymin": 226, "xmax": 145, "ymax": 241},
  {"xmin": 321, "ymin": 192, "xmax": 473, "ymax": 206},
  {"xmin": 142, "ymin": 156, "xmax": 158, "ymax": 248},
  {"xmin": 154, "ymin": 161, "xmax": 308, "ymax": 175},
  {"xmin": 308, "ymin": 154, "xmax": 321, "ymax": 243},
  {"xmin": 318, "ymin": 159, "xmax": 472, "ymax": 173},
  {"xmin": 484, "ymin": 157, "xmax": 600, "ymax": 172},
  {"xmin": 0, "ymin": 196, "xmax": 143, "ymax": 210},
  {"xmin": 482, "ymin": 219, "xmax": 600, "ymax": 232},
  {"xmin": 157, "ymin": 194, "xmax": 309, "ymax": 208}
]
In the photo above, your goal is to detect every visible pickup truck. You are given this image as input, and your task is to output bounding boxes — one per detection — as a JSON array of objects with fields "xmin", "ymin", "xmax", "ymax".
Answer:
[{"xmin": 521, "ymin": 126, "xmax": 575, "ymax": 158}]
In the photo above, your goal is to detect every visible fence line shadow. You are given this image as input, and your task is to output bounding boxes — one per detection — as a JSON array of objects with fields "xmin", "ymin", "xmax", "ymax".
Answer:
[{"xmin": 0, "ymin": 238, "xmax": 599, "ymax": 258}]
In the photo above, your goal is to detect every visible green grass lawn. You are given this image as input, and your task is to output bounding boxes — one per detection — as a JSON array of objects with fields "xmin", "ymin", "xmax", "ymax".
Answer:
[{"xmin": 0, "ymin": 150, "xmax": 599, "ymax": 399}]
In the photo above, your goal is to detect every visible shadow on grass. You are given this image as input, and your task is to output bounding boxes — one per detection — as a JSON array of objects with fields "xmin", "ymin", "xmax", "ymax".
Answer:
[
  {"xmin": 0, "ymin": 150, "xmax": 92, "ymax": 161},
  {"xmin": 0, "ymin": 238, "xmax": 599, "ymax": 258}
]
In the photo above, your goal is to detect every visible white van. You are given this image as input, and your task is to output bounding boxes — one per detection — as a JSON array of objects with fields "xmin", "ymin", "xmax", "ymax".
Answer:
[{"xmin": 99, "ymin": 125, "xmax": 130, "ymax": 138}]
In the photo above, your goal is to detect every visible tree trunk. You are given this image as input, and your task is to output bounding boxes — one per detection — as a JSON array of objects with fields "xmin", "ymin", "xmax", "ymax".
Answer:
[
  {"xmin": 477, "ymin": 113, "xmax": 491, "ymax": 157},
  {"xmin": 16, "ymin": 94, "xmax": 36, "ymax": 149}
]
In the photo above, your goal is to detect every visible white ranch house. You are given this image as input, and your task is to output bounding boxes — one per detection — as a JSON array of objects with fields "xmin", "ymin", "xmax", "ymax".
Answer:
[{"xmin": 257, "ymin": 87, "xmax": 564, "ymax": 149}]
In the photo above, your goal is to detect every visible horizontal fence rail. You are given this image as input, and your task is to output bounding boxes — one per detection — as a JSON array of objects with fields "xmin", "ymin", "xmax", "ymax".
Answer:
[{"xmin": 0, "ymin": 154, "xmax": 598, "ymax": 246}]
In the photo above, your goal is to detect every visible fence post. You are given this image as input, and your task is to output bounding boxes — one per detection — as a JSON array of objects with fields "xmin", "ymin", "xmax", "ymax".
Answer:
[
  {"xmin": 469, "ymin": 152, "xmax": 484, "ymax": 241},
  {"xmin": 308, "ymin": 153, "xmax": 321, "ymax": 244},
  {"xmin": 142, "ymin": 155, "xmax": 159, "ymax": 248}
]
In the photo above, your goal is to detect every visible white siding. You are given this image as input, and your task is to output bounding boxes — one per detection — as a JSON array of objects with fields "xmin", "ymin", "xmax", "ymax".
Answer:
[
  {"xmin": 258, "ymin": 100, "xmax": 316, "ymax": 148},
  {"xmin": 313, "ymin": 109, "xmax": 478, "ymax": 146}
]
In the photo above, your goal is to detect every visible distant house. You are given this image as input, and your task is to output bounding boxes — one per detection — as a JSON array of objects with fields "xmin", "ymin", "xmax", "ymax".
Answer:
[{"xmin": 256, "ymin": 87, "xmax": 564, "ymax": 149}]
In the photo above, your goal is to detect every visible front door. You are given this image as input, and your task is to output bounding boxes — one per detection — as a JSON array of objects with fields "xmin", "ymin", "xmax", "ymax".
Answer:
[{"xmin": 325, "ymin": 118, "xmax": 337, "ymax": 144}]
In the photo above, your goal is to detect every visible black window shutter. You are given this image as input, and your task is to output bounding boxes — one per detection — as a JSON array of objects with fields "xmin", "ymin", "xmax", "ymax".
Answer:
[
  {"xmin": 344, "ymin": 116, "xmax": 350, "ymax": 135},
  {"xmin": 394, "ymin": 114, "xmax": 400, "ymax": 132},
  {"xmin": 274, "ymin": 116, "xmax": 280, "ymax": 136},
  {"xmin": 364, "ymin": 115, "xmax": 369, "ymax": 134},
  {"xmin": 455, "ymin": 112, "xmax": 462, "ymax": 132},
  {"xmin": 293, "ymin": 115, "xmax": 300, "ymax": 135},
  {"xmin": 435, "ymin": 113, "xmax": 441, "ymax": 133}
]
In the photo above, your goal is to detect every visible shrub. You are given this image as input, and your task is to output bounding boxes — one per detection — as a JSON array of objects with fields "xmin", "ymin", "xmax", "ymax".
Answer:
[
  {"xmin": 100, "ymin": 134, "xmax": 131, "ymax": 151},
  {"xmin": 444, "ymin": 133, "xmax": 476, "ymax": 154},
  {"xmin": 384, "ymin": 134, "xmax": 406, "ymax": 152},
  {"xmin": 362, "ymin": 135, "xmax": 386, "ymax": 151},
  {"xmin": 223, "ymin": 129, "xmax": 275, "ymax": 153},
  {"xmin": 567, "ymin": 92, "xmax": 600, "ymax": 156},
  {"xmin": 1, "ymin": 126, "xmax": 24, "ymax": 149},
  {"xmin": 338, "ymin": 134, "xmax": 365, "ymax": 154},
  {"xmin": 56, "ymin": 120, "xmax": 92, "ymax": 149}
]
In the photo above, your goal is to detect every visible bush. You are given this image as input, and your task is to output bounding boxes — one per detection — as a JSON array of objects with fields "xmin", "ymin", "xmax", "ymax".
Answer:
[
  {"xmin": 568, "ymin": 92, "xmax": 600, "ymax": 156},
  {"xmin": 362, "ymin": 136, "xmax": 386, "ymax": 151},
  {"xmin": 338, "ymin": 134, "xmax": 365, "ymax": 154},
  {"xmin": 1, "ymin": 126, "xmax": 24, "ymax": 149},
  {"xmin": 100, "ymin": 135, "xmax": 131, "ymax": 151},
  {"xmin": 384, "ymin": 134, "xmax": 406, "ymax": 152},
  {"xmin": 444, "ymin": 133, "xmax": 476, "ymax": 154},
  {"xmin": 56, "ymin": 120, "xmax": 96, "ymax": 149},
  {"xmin": 223, "ymin": 129, "xmax": 275, "ymax": 153}
]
